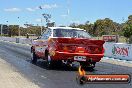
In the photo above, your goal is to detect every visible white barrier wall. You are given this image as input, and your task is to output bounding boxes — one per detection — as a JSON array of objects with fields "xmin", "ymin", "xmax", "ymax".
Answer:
[
  {"xmin": 104, "ymin": 42, "xmax": 132, "ymax": 60},
  {"xmin": 19, "ymin": 38, "xmax": 32, "ymax": 44},
  {"xmin": 0, "ymin": 37, "xmax": 16, "ymax": 42},
  {"xmin": 0, "ymin": 37, "xmax": 32, "ymax": 45}
]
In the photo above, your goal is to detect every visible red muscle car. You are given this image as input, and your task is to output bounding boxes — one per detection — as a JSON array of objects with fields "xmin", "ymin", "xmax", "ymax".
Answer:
[{"xmin": 31, "ymin": 27, "xmax": 105, "ymax": 69}]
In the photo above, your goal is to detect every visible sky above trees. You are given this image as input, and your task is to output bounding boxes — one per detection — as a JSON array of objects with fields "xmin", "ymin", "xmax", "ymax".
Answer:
[{"xmin": 0, "ymin": 0, "xmax": 132, "ymax": 26}]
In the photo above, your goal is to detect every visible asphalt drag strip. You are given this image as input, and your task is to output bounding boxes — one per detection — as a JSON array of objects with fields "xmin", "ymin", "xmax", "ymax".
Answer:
[{"xmin": 0, "ymin": 41, "xmax": 132, "ymax": 88}]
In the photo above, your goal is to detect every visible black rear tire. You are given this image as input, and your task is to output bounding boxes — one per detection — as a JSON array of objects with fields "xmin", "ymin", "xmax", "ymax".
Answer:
[
  {"xmin": 45, "ymin": 53, "xmax": 54, "ymax": 69},
  {"xmin": 31, "ymin": 52, "xmax": 37, "ymax": 64}
]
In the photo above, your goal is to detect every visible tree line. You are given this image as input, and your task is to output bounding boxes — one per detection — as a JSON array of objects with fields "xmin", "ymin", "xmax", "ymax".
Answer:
[
  {"xmin": 2, "ymin": 15, "xmax": 132, "ymax": 43},
  {"xmin": 4, "ymin": 22, "xmax": 55, "ymax": 37},
  {"xmin": 70, "ymin": 15, "xmax": 132, "ymax": 43}
]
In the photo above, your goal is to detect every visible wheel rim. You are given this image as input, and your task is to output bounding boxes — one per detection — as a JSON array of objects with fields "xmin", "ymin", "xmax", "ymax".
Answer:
[
  {"xmin": 47, "ymin": 55, "xmax": 51, "ymax": 66},
  {"xmin": 48, "ymin": 55, "xmax": 51, "ymax": 62}
]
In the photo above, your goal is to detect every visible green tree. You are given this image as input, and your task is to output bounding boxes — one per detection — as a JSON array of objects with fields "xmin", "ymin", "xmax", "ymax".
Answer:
[
  {"xmin": 123, "ymin": 15, "xmax": 132, "ymax": 43},
  {"xmin": 69, "ymin": 17, "xmax": 125, "ymax": 37},
  {"xmin": 8, "ymin": 25, "xmax": 19, "ymax": 36},
  {"xmin": 123, "ymin": 24, "xmax": 132, "ymax": 38},
  {"xmin": 123, "ymin": 24, "xmax": 132, "ymax": 43}
]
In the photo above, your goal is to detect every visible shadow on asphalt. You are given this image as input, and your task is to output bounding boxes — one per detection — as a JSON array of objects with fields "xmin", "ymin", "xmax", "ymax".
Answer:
[{"xmin": 26, "ymin": 59, "xmax": 96, "ymax": 72}]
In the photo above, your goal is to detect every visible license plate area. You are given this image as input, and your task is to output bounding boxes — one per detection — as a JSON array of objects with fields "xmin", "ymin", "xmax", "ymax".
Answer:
[{"xmin": 74, "ymin": 56, "xmax": 86, "ymax": 61}]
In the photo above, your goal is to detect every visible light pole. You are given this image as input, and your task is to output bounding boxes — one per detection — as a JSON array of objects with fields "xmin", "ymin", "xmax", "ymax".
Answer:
[
  {"xmin": 66, "ymin": 0, "xmax": 70, "ymax": 26},
  {"xmin": 39, "ymin": 6, "xmax": 43, "ymax": 35},
  {"xmin": 18, "ymin": 17, "xmax": 20, "ymax": 36},
  {"xmin": 40, "ymin": 17, "xmax": 43, "ymax": 35},
  {"xmin": 0, "ymin": 24, "xmax": 3, "ymax": 36},
  {"xmin": 6, "ymin": 21, "xmax": 9, "ymax": 36}
]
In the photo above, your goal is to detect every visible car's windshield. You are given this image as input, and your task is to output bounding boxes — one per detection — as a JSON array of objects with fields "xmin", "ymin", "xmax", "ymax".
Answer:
[{"xmin": 53, "ymin": 29, "xmax": 91, "ymax": 38}]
